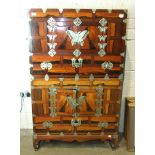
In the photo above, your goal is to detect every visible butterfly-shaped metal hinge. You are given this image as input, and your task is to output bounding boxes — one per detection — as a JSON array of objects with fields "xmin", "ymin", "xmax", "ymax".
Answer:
[{"xmin": 66, "ymin": 30, "xmax": 89, "ymax": 46}]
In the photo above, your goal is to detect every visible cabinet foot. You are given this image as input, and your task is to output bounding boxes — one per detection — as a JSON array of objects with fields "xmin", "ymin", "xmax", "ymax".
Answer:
[
  {"xmin": 109, "ymin": 138, "xmax": 118, "ymax": 150},
  {"xmin": 33, "ymin": 140, "xmax": 40, "ymax": 151}
]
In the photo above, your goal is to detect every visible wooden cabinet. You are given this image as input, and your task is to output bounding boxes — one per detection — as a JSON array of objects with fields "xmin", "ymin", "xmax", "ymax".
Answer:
[{"xmin": 29, "ymin": 9, "xmax": 127, "ymax": 150}]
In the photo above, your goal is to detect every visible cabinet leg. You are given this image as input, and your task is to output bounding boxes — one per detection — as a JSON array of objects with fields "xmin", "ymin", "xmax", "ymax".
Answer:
[
  {"xmin": 33, "ymin": 140, "xmax": 40, "ymax": 151},
  {"xmin": 109, "ymin": 138, "xmax": 118, "ymax": 150}
]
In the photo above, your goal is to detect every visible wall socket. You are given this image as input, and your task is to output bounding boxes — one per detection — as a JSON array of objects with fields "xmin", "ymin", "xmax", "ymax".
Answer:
[{"xmin": 20, "ymin": 91, "xmax": 31, "ymax": 98}]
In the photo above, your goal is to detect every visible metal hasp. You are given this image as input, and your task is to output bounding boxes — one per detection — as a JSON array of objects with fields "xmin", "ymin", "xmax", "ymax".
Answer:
[
  {"xmin": 66, "ymin": 30, "xmax": 89, "ymax": 46},
  {"xmin": 71, "ymin": 58, "xmax": 83, "ymax": 68}
]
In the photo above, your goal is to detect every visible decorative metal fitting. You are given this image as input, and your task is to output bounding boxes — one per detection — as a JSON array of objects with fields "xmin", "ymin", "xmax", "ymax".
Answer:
[
  {"xmin": 71, "ymin": 58, "xmax": 83, "ymax": 68},
  {"xmin": 98, "ymin": 43, "xmax": 107, "ymax": 50},
  {"xmin": 122, "ymin": 36, "xmax": 126, "ymax": 40},
  {"xmin": 75, "ymin": 74, "xmax": 79, "ymax": 82},
  {"xmin": 108, "ymin": 9, "xmax": 112, "ymax": 13},
  {"xmin": 71, "ymin": 118, "xmax": 81, "ymax": 127},
  {"xmin": 120, "ymin": 64, "xmax": 124, "ymax": 68},
  {"xmin": 47, "ymin": 25, "xmax": 57, "ymax": 33},
  {"xmin": 33, "ymin": 133, "xmax": 37, "ymax": 139},
  {"xmin": 44, "ymin": 74, "xmax": 49, "ymax": 81},
  {"xmin": 40, "ymin": 62, "xmax": 52, "ymax": 70},
  {"xmin": 98, "ymin": 49, "xmax": 106, "ymax": 57},
  {"xmin": 47, "ymin": 34, "xmax": 57, "ymax": 41},
  {"xmin": 49, "ymin": 85, "xmax": 57, "ymax": 96},
  {"xmin": 96, "ymin": 85, "xmax": 104, "ymax": 96},
  {"xmin": 47, "ymin": 17, "xmax": 57, "ymax": 32},
  {"xmin": 66, "ymin": 30, "xmax": 89, "ymax": 46},
  {"xmin": 98, "ymin": 35, "xmax": 107, "ymax": 41},
  {"xmin": 95, "ymin": 107, "xmax": 102, "ymax": 117},
  {"xmin": 60, "ymin": 132, "xmax": 64, "ymax": 136},
  {"xmin": 73, "ymin": 17, "xmax": 82, "ymax": 26},
  {"xmin": 48, "ymin": 43, "xmax": 57, "ymax": 49},
  {"xmin": 48, "ymin": 49, "xmax": 56, "ymax": 57},
  {"xmin": 89, "ymin": 74, "xmax": 94, "ymax": 82},
  {"xmin": 50, "ymin": 108, "xmax": 57, "ymax": 117},
  {"xmin": 98, "ymin": 26, "xmax": 108, "ymax": 33},
  {"xmin": 96, "ymin": 99, "xmax": 103, "ymax": 104},
  {"xmin": 120, "ymin": 52, "xmax": 125, "ymax": 57},
  {"xmin": 92, "ymin": 9, "xmax": 96, "ymax": 14},
  {"xmin": 47, "ymin": 17, "xmax": 56, "ymax": 27},
  {"xmin": 99, "ymin": 18, "xmax": 107, "ymax": 26},
  {"xmin": 59, "ymin": 77, "xmax": 64, "ymax": 82},
  {"xmin": 118, "ymin": 74, "xmax": 124, "ymax": 80},
  {"xmin": 73, "ymin": 49, "xmax": 81, "ymax": 57},
  {"xmin": 123, "ymin": 19, "xmax": 127, "ymax": 23},
  {"xmin": 42, "ymin": 121, "xmax": 53, "ymax": 128},
  {"xmin": 66, "ymin": 95, "xmax": 86, "ymax": 109},
  {"xmin": 119, "ymin": 13, "xmax": 124, "ymax": 18},
  {"xmin": 98, "ymin": 122, "xmax": 108, "ymax": 128},
  {"xmin": 101, "ymin": 61, "xmax": 113, "ymax": 70},
  {"xmin": 104, "ymin": 74, "xmax": 109, "ymax": 80}
]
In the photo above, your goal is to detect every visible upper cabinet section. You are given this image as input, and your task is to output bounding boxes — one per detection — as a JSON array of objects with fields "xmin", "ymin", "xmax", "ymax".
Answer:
[{"xmin": 29, "ymin": 9, "xmax": 127, "ymax": 54}]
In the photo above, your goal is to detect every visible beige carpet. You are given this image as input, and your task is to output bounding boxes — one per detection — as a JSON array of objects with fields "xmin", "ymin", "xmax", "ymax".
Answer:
[{"xmin": 20, "ymin": 130, "xmax": 134, "ymax": 155}]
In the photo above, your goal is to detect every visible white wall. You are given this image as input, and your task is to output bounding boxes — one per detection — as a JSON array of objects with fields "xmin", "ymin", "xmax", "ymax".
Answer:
[{"xmin": 19, "ymin": 0, "xmax": 135, "ymax": 132}]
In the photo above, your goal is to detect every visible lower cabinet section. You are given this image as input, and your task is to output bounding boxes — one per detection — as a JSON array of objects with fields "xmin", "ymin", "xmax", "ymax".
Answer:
[{"xmin": 31, "ymin": 78, "xmax": 121, "ymax": 150}]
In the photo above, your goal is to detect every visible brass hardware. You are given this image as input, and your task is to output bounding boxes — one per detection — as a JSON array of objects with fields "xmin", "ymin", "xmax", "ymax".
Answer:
[
  {"xmin": 47, "ymin": 17, "xmax": 57, "ymax": 32},
  {"xmin": 122, "ymin": 36, "xmax": 126, "ymax": 40},
  {"xmin": 46, "ymin": 132, "xmax": 50, "ymax": 135},
  {"xmin": 33, "ymin": 133, "xmax": 37, "ymax": 139},
  {"xmin": 49, "ymin": 85, "xmax": 57, "ymax": 96},
  {"xmin": 118, "ymin": 74, "xmax": 123, "ymax": 80},
  {"xmin": 89, "ymin": 74, "xmax": 94, "ymax": 82},
  {"xmin": 66, "ymin": 95, "xmax": 86, "ymax": 109},
  {"xmin": 98, "ymin": 49, "xmax": 106, "ymax": 57},
  {"xmin": 75, "ymin": 9, "xmax": 80, "ymax": 14},
  {"xmin": 60, "ymin": 132, "xmax": 64, "ymax": 136},
  {"xmin": 96, "ymin": 85, "xmax": 104, "ymax": 96},
  {"xmin": 119, "ymin": 13, "xmax": 124, "ymax": 18},
  {"xmin": 120, "ymin": 52, "xmax": 125, "ymax": 57},
  {"xmin": 47, "ymin": 34, "xmax": 57, "ymax": 41},
  {"xmin": 95, "ymin": 107, "xmax": 102, "ymax": 117},
  {"xmin": 66, "ymin": 30, "xmax": 89, "ymax": 46},
  {"xmin": 98, "ymin": 26, "xmax": 108, "ymax": 33},
  {"xmin": 71, "ymin": 118, "xmax": 81, "ymax": 127},
  {"xmin": 71, "ymin": 58, "xmax": 83, "ymax": 68},
  {"xmin": 99, "ymin": 18, "xmax": 107, "ymax": 26},
  {"xmin": 40, "ymin": 62, "xmax": 52, "ymax": 70},
  {"xmin": 98, "ymin": 35, "xmax": 107, "ymax": 41},
  {"xmin": 101, "ymin": 61, "xmax": 113, "ymax": 70},
  {"xmin": 75, "ymin": 74, "xmax": 80, "ymax": 82},
  {"xmin": 73, "ymin": 49, "xmax": 81, "ymax": 57},
  {"xmin": 120, "ymin": 64, "xmax": 124, "ymax": 68},
  {"xmin": 48, "ymin": 43, "xmax": 57, "ymax": 49},
  {"xmin": 104, "ymin": 74, "xmax": 109, "ymax": 80},
  {"xmin": 98, "ymin": 122, "xmax": 108, "ymax": 128},
  {"xmin": 50, "ymin": 108, "xmax": 57, "ymax": 117},
  {"xmin": 42, "ymin": 121, "xmax": 53, "ymax": 128},
  {"xmin": 48, "ymin": 49, "xmax": 56, "ymax": 57},
  {"xmin": 73, "ymin": 17, "xmax": 82, "ymax": 26},
  {"xmin": 92, "ymin": 9, "xmax": 96, "ymax": 14},
  {"xmin": 108, "ymin": 9, "xmax": 112, "ymax": 13},
  {"xmin": 98, "ymin": 43, "xmax": 107, "ymax": 50}
]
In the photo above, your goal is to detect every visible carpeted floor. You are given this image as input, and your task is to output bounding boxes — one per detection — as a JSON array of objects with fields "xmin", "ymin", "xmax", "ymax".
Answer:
[{"xmin": 20, "ymin": 130, "xmax": 135, "ymax": 155}]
